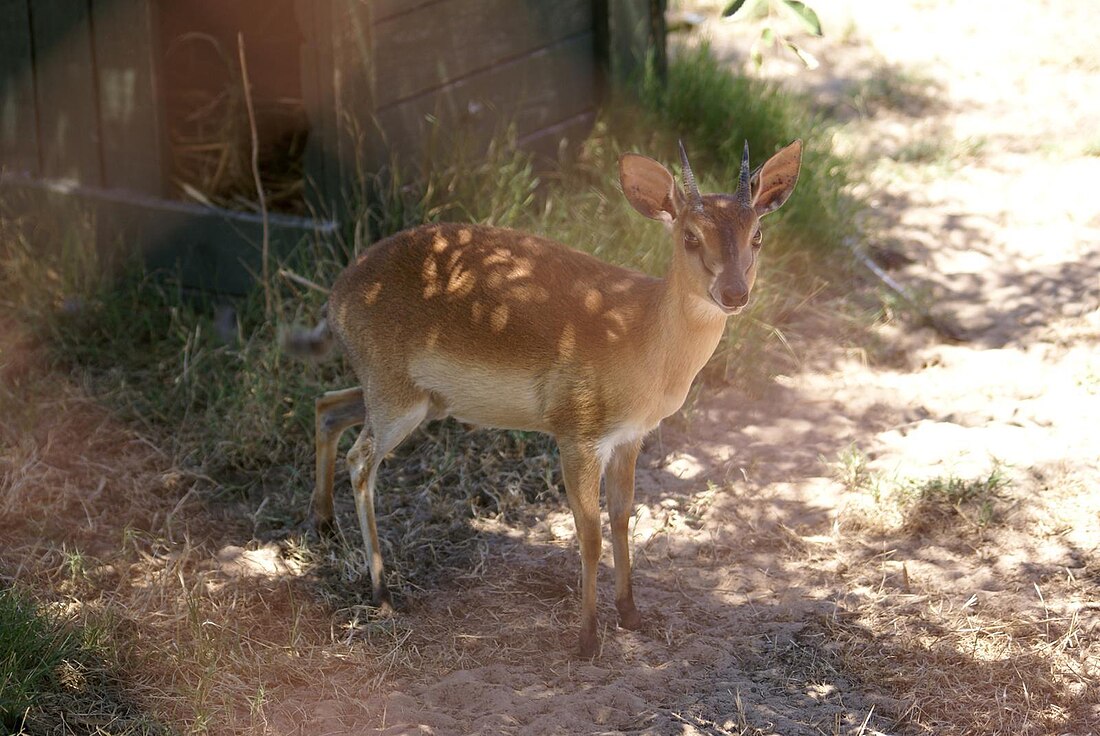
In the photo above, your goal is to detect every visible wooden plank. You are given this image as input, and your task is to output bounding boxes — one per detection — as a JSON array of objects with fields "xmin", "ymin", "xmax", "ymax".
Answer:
[
  {"xmin": 649, "ymin": 0, "xmax": 668, "ymax": 82},
  {"xmin": 372, "ymin": 0, "xmax": 591, "ymax": 109},
  {"xmin": 0, "ymin": 0, "xmax": 39, "ymax": 176},
  {"xmin": 30, "ymin": 0, "xmax": 103, "ymax": 184},
  {"xmin": 372, "ymin": 0, "xmax": 444, "ymax": 23},
  {"xmin": 296, "ymin": 0, "xmax": 342, "ymax": 216},
  {"xmin": 328, "ymin": 0, "xmax": 387, "ymax": 185},
  {"xmin": 374, "ymin": 33, "xmax": 596, "ymax": 168},
  {"xmin": 591, "ymin": 0, "xmax": 611, "ymax": 104},
  {"xmin": 608, "ymin": 0, "xmax": 648, "ymax": 85},
  {"xmin": 517, "ymin": 108, "xmax": 597, "ymax": 163},
  {"xmin": 91, "ymin": 0, "xmax": 164, "ymax": 193},
  {"xmin": 608, "ymin": 0, "xmax": 665, "ymax": 86}
]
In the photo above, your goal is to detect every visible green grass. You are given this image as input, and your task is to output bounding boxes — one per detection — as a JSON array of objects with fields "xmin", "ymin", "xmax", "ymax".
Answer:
[
  {"xmin": 0, "ymin": 587, "xmax": 167, "ymax": 734},
  {"xmin": 830, "ymin": 446, "xmax": 1011, "ymax": 533},
  {"xmin": 901, "ymin": 467, "xmax": 1010, "ymax": 529},
  {"xmin": 0, "ymin": 587, "xmax": 78, "ymax": 727}
]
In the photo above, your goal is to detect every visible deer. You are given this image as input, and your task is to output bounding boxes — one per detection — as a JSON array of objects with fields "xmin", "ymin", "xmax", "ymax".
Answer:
[{"xmin": 283, "ymin": 140, "xmax": 802, "ymax": 657}]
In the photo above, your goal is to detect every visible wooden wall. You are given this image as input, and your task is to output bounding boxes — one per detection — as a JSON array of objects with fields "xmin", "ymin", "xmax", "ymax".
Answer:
[
  {"xmin": 1, "ymin": 0, "xmax": 663, "ymax": 293},
  {"xmin": 0, "ymin": 0, "xmax": 163, "ymax": 189},
  {"xmin": 370, "ymin": 0, "xmax": 597, "ymax": 162},
  {"xmin": 302, "ymin": 0, "xmax": 628, "ymax": 215}
]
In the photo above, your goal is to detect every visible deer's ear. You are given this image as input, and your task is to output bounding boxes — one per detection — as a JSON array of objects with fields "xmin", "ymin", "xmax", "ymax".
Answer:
[
  {"xmin": 620, "ymin": 153, "xmax": 683, "ymax": 224},
  {"xmin": 751, "ymin": 140, "xmax": 802, "ymax": 217}
]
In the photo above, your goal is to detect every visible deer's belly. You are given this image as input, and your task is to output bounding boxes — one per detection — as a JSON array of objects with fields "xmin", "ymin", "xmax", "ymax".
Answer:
[{"xmin": 409, "ymin": 354, "xmax": 549, "ymax": 432}]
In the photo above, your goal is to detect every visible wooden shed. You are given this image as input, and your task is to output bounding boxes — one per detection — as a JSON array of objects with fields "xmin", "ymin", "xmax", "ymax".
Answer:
[{"xmin": 0, "ymin": 0, "xmax": 665, "ymax": 293}]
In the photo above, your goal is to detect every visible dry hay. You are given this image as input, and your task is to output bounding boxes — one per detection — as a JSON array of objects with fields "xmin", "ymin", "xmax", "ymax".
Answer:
[{"xmin": 163, "ymin": 31, "xmax": 307, "ymax": 215}]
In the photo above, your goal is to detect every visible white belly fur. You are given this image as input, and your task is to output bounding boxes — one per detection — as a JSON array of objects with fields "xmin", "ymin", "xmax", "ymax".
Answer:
[
  {"xmin": 408, "ymin": 354, "xmax": 547, "ymax": 431},
  {"xmin": 409, "ymin": 355, "xmax": 665, "ymax": 468}
]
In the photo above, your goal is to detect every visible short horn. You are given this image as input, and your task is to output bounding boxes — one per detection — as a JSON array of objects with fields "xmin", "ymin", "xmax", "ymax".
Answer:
[
  {"xmin": 737, "ymin": 140, "xmax": 752, "ymax": 207},
  {"xmin": 678, "ymin": 140, "xmax": 704, "ymax": 214}
]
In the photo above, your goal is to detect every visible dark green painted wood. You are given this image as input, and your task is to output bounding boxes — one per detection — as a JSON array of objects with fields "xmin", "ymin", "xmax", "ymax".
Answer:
[
  {"xmin": 296, "ymin": 0, "xmax": 339, "ymax": 216},
  {"xmin": 1, "ymin": 172, "xmax": 336, "ymax": 295},
  {"xmin": 30, "ymin": 0, "xmax": 103, "ymax": 184},
  {"xmin": 0, "ymin": 0, "xmax": 40, "ymax": 176},
  {"xmin": 372, "ymin": 0, "xmax": 591, "ymax": 109},
  {"xmin": 138, "ymin": 206, "xmax": 325, "ymax": 295},
  {"xmin": 91, "ymin": 0, "xmax": 164, "ymax": 193},
  {"xmin": 375, "ymin": 33, "xmax": 596, "ymax": 168}
]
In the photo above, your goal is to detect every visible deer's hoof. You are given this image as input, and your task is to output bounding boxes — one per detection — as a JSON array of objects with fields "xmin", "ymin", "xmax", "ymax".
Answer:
[
  {"xmin": 373, "ymin": 584, "xmax": 395, "ymax": 617},
  {"xmin": 309, "ymin": 515, "xmax": 336, "ymax": 539},
  {"xmin": 577, "ymin": 625, "xmax": 599, "ymax": 659},
  {"xmin": 617, "ymin": 604, "xmax": 643, "ymax": 631}
]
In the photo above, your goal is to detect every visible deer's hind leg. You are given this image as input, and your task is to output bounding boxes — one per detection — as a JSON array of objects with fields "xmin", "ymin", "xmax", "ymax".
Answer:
[
  {"xmin": 313, "ymin": 387, "xmax": 366, "ymax": 535},
  {"xmin": 346, "ymin": 389, "xmax": 430, "ymax": 611}
]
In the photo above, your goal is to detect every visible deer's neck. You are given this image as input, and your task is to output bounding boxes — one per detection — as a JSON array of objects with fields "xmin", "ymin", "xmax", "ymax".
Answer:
[{"xmin": 645, "ymin": 263, "xmax": 728, "ymax": 407}]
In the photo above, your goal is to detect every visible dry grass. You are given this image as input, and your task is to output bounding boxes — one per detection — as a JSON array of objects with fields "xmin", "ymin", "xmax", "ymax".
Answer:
[
  {"xmin": 827, "ymin": 578, "xmax": 1097, "ymax": 735},
  {"xmin": 22, "ymin": 27, "xmax": 1097, "ymax": 732},
  {"xmin": 816, "ymin": 445, "xmax": 1099, "ymax": 734}
]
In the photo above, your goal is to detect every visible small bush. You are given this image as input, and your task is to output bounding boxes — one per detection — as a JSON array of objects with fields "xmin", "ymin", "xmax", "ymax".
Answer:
[
  {"xmin": 0, "ymin": 587, "xmax": 167, "ymax": 734},
  {"xmin": 0, "ymin": 587, "xmax": 79, "ymax": 725}
]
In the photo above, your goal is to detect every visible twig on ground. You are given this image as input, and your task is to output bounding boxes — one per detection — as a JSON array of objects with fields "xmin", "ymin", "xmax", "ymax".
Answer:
[
  {"xmin": 845, "ymin": 238, "xmax": 966, "ymax": 342},
  {"xmin": 278, "ymin": 268, "xmax": 330, "ymax": 295}
]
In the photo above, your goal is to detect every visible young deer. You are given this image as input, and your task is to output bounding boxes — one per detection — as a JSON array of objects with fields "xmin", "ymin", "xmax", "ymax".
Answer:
[{"xmin": 285, "ymin": 140, "xmax": 802, "ymax": 657}]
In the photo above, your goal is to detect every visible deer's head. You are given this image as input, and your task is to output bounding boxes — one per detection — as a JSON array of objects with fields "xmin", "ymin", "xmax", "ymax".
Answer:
[{"xmin": 620, "ymin": 140, "xmax": 803, "ymax": 315}]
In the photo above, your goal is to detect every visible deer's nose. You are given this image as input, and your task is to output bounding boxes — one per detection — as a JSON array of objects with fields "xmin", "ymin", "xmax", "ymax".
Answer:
[{"xmin": 719, "ymin": 284, "xmax": 749, "ymax": 309}]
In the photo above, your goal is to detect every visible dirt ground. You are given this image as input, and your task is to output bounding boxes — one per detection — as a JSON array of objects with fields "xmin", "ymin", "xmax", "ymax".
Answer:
[{"xmin": 3, "ymin": 1, "xmax": 1099, "ymax": 734}]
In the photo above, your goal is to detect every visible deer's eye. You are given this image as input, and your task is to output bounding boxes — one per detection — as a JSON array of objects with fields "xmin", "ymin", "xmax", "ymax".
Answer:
[
  {"xmin": 752, "ymin": 229, "xmax": 763, "ymax": 249},
  {"xmin": 684, "ymin": 230, "xmax": 701, "ymax": 252}
]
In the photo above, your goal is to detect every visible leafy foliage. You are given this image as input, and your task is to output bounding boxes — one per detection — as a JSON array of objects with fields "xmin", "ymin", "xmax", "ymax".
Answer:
[{"xmin": 722, "ymin": 0, "xmax": 823, "ymax": 69}]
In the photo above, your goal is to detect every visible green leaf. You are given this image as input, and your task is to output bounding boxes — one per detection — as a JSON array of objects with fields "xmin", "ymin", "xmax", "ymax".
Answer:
[
  {"xmin": 785, "ymin": 41, "xmax": 820, "ymax": 69},
  {"xmin": 781, "ymin": 0, "xmax": 823, "ymax": 36},
  {"xmin": 722, "ymin": 0, "xmax": 749, "ymax": 18}
]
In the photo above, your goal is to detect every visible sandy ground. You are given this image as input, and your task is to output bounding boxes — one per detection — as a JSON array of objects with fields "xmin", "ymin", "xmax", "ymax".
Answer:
[{"xmin": 3, "ymin": 1, "xmax": 1099, "ymax": 734}]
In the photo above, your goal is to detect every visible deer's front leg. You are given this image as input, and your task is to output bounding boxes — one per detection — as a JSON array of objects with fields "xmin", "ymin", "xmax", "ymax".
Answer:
[
  {"xmin": 557, "ymin": 439, "xmax": 603, "ymax": 658},
  {"xmin": 605, "ymin": 439, "xmax": 643, "ymax": 630}
]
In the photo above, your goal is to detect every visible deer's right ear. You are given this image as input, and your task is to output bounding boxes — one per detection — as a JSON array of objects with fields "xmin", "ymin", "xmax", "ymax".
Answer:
[{"xmin": 619, "ymin": 154, "xmax": 682, "ymax": 225}]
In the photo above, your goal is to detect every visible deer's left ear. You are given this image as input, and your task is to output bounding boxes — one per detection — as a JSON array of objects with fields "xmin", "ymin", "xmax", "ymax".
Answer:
[{"xmin": 751, "ymin": 140, "xmax": 802, "ymax": 217}]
